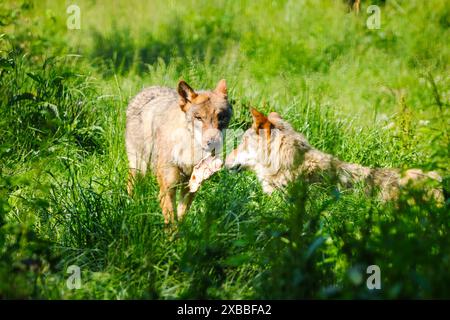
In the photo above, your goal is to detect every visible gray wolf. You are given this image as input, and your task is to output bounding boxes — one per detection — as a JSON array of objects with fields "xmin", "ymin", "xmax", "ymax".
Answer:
[
  {"xmin": 225, "ymin": 108, "xmax": 443, "ymax": 202},
  {"xmin": 126, "ymin": 79, "xmax": 232, "ymax": 224}
]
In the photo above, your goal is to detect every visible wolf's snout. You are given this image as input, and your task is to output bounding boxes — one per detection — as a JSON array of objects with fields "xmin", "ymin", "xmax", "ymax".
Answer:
[
  {"xmin": 202, "ymin": 128, "xmax": 222, "ymax": 151},
  {"xmin": 206, "ymin": 138, "xmax": 217, "ymax": 147},
  {"xmin": 203, "ymin": 138, "xmax": 221, "ymax": 152}
]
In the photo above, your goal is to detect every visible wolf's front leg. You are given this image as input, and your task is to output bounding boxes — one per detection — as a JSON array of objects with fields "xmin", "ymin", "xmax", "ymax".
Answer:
[
  {"xmin": 157, "ymin": 165, "xmax": 180, "ymax": 225},
  {"xmin": 127, "ymin": 168, "xmax": 137, "ymax": 195},
  {"xmin": 177, "ymin": 184, "xmax": 195, "ymax": 221},
  {"xmin": 159, "ymin": 187, "xmax": 176, "ymax": 225}
]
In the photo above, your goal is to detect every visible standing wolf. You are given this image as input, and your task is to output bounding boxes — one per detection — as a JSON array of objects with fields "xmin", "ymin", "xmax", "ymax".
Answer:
[
  {"xmin": 126, "ymin": 80, "xmax": 231, "ymax": 224},
  {"xmin": 226, "ymin": 108, "xmax": 443, "ymax": 202}
]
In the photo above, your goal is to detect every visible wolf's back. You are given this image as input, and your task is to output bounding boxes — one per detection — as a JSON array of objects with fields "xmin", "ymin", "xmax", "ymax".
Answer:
[
  {"xmin": 126, "ymin": 86, "xmax": 178, "ymax": 117},
  {"xmin": 125, "ymin": 86, "xmax": 180, "ymax": 173}
]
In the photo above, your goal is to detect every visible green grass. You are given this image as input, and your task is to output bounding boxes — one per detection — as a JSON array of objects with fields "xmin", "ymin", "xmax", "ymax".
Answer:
[{"xmin": 0, "ymin": 0, "xmax": 449, "ymax": 299}]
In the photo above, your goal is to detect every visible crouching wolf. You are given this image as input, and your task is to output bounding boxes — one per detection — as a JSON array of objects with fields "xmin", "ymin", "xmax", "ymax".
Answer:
[
  {"xmin": 225, "ymin": 108, "xmax": 443, "ymax": 202},
  {"xmin": 126, "ymin": 80, "xmax": 232, "ymax": 224}
]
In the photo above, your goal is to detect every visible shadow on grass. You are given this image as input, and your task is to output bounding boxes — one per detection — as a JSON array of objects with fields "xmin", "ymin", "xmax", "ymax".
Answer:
[{"xmin": 90, "ymin": 14, "xmax": 239, "ymax": 76}]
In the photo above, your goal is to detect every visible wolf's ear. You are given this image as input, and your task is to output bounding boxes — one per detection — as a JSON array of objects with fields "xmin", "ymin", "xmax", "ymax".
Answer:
[
  {"xmin": 214, "ymin": 79, "xmax": 227, "ymax": 96},
  {"xmin": 251, "ymin": 108, "xmax": 272, "ymax": 138},
  {"xmin": 178, "ymin": 80, "xmax": 198, "ymax": 112},
  {"xmin": 251, "ymin": 108, "xmax": 267, "ymax": 129},
  {"xmin": 268, "ymin": 112, "xmax": 291, "ymax": 131}
]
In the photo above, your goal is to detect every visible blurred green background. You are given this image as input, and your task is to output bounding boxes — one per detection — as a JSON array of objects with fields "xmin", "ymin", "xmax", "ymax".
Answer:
[{"xmin": 0, "ymin": 0, "xmax": 449, "ymax": 299}]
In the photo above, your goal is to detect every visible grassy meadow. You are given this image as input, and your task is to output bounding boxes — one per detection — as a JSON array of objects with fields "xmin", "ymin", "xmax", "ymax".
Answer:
[{"xmin": 0, "ymin": 0, "xmax": 449, "ymax": 299}]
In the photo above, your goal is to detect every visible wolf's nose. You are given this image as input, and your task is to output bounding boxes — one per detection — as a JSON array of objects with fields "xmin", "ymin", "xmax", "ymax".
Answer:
[{"xmin": 206, "ymin": 138, "xmax": 218, "ymax": 147}]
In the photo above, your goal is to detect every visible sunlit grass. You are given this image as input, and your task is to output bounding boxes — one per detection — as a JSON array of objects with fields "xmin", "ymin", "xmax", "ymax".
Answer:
[{"xmin": 0, "ymin": 0, "xmax": 448, "ymax": 299}]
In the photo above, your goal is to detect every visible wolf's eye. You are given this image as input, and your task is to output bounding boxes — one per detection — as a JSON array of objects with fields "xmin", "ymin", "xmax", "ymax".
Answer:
[{"xmin": 194, "ymin": 115, "xmax": 202, "ymax": 121}]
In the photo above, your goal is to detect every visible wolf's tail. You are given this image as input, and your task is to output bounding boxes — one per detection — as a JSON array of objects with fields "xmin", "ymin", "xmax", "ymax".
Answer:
[{"xmin": 338, "ymin": 162, "xmax": 447, "ymax": 202}]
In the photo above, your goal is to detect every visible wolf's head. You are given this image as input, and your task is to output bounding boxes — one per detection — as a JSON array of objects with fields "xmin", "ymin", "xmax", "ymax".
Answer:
[
  {"xmin": 178, "ymin": 79, "xmax": 232, "ymax": 153},
  {"xmin": 225, "ymin": 108, "xmax": 287, "ymax": 171},
  {"xmin": 225, "ymin": 108, "xmax": 310, "ymax": 192}
]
